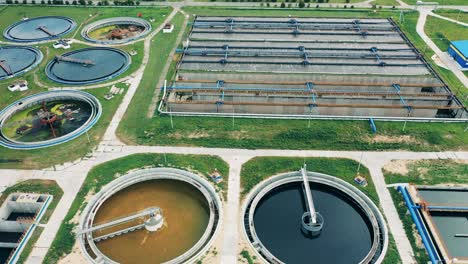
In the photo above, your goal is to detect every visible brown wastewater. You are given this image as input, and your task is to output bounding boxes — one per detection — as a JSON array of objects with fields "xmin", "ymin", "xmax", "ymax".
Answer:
[{"xmin": 92, "ymin": 180, "xmax": 210, "ymax": 263}]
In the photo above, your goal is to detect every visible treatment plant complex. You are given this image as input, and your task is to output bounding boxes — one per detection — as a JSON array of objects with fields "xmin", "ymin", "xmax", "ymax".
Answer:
[{"xmin": 0, "ymin": 1, "xmax": 466, "ymax": 264}]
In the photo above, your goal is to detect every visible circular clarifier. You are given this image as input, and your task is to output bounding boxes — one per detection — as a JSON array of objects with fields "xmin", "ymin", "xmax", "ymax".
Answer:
[
  {"xmin": 3, "ymin": 16, "xmax": 76, "ymax": 42},
  {"xmin": 243, "ymin": 171, "xmax": 388, "ymax": 264},
  {"xmin": 0, "ymin": 46, "xmax": 43, "ymax": 80},
  {"xmin": 45, "ymin": 47, "xmax": 131, "ymax": 85},
  {"xmin": 0, "ymin": 90, "xmax": 101, "ymax": 149},
  {"xmin": 79, "ymin": 168, "xmax": 222, "ymax": 264},
  {"xmin": 81, "ymin": 17, "xmax": 151, "ymax": 45}
]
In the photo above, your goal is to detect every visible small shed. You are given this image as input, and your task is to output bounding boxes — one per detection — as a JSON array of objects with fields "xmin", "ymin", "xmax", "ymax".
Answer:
[{"xmin": 448, "ymin": 40, "xmax": 468, "ymax": 69}]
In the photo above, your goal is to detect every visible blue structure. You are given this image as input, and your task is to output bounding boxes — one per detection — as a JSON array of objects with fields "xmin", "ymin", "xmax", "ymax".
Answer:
[
  {"xmin": 397, "ymin": 186, "xmax": 441, "ymax": 264},
  {"xmin": 448, "ymin": 40, "xmax": 468, "ymax": 69}
]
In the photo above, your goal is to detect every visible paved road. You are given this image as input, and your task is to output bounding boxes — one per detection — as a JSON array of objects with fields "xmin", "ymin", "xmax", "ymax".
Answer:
[{"xmin": 416, "ymin": 8, "xmax": 468, "ymax": 89}]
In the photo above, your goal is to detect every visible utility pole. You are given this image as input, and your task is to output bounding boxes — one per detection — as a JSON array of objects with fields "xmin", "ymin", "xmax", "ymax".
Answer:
[
  {"xmin": 169, "ymin": 106, "xmax": 174, "ymax": 129},
  {"xmin": 356, "ymin": 152, "xmax": 364, "ymax": 176},
  {"xmin": 456, "ymin": 9, "xmax": 462, "ymax": 22}
]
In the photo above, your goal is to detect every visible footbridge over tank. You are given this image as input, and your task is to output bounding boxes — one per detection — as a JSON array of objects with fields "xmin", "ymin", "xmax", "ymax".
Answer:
[
  {"xmin": 77, "ymin": 207, "xmax": 161, "ymax": 242},
  {"xmin": 300, "ymin": 165, "xmax": 324, "ymax": 236},
  {"xmin": 37, "ymin": 25, "xmax": 56, "ymax": 36}
]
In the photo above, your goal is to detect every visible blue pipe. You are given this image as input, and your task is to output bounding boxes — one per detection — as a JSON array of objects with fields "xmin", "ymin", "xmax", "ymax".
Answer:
[
  {"xmin": 369, "ymin": 118, "xmax": 377, "ymax": 133},
  {"xmin": 428, "ymin": 205, "xmax": 468, "ymax": 211},
  {"xmin": 397, "ymin": 186, "xmax": 441, "ymax": 264}
]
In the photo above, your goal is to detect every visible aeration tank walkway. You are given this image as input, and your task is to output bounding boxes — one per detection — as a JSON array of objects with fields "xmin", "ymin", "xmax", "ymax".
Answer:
[
  {"xmin": 37, "ymin": 25, "xmax": 56, "ymax": 36},
  {"xmin": 55, "ymin": 55, "xmax": 95, "ymax": 66},
  {"xmin": 301, "ymin": 165, "xmax": 318, "ymax": 224},
  {"xmin": 0, "ymin": 60, "xmax": 13, "ymax": 75}
]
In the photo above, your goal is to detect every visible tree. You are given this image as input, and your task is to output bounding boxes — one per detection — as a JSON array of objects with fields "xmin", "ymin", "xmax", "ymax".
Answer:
[
  {"xmin": 298, "ymin": 0, "xmax": 304, "ymax": 7},
  {"xmin": 280, "ymin": 1, "xmax": 285, "ymax": 7},
  {"xmin": 78, "ymin": 0, "xmax": 85, "ymax": 4},
  {"xmin": 87, "ymin": 0, "xmax": 92, "ymax": 5}
]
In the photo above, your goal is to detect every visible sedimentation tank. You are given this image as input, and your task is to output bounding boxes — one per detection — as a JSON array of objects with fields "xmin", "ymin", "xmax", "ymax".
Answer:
[
  {"xmin": 81, "ymin": 17, "xmax": 151, "ymax": 45},
  {"xmin": 3, "ymin": 16, "xmax": 76, "ymax": 42},
  {"xmin": 78, "ymin": 168, "xmax": 222, "ymax": 264},
  {"xmin": 0, "ymin": 90, "xmax": 101, "ymax": 149},
  {"xmin": 243, "ymin": 170, "xmax": 388, "ymax": 264},
  {"xmin": 0, "ymin": 46, "xmax": 43, "ymax": 80},
  {"xmin": 45, "ymin": 47, "xmax": 131, "ymax": 85}
]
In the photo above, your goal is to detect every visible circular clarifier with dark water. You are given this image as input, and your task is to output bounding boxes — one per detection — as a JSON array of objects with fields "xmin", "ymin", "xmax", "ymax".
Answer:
[
  {"xmin": 3, "ymin": 16, "xmax": 76, "ymax": 42},
  {"xmin": 243, "ymin": 171, "xmax": 388, "ymax": 264},
  {"xmin": 45, "ymin": 47, "xmax": 131, "ymax": 85},
  {"xmin": 0, "ymin": 46, "xmax": 43, "ymax": 80}
]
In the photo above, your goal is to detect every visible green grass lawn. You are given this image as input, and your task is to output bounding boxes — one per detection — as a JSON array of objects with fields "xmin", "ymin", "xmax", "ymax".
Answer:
[
  {"xmin": 433, "ymin": 9, "xmax": 468, "ymax": 24},
  {"xmin": 117, "ymin": 8, "xmax": 467, "ymax": 152},
  {"xmin": 402, "ymin": 0, "xmax": 467, "ymax": 4},
  {"xmin": 43, "ymin": 153, "xmax": 228, "ymax": 264},
  {"xmin": 0, "ymin": 86, "xmax": 124, "ymax": 169},
  {"xmin": 239, "ymin": 156, "xmax": 401, "ymax": 263},
  {"xmin": 384, "ymin": 159, "xmax": 468, "ymax": 185},
  {"xmin": 425, "ymin": 15, "xmax": 468, "ymax": 52},
  {"xmin": 390, "ymin": 189, "xmax": 430, "ymax": 264},
  {"xmin": 0, "ymin": 179, "xmax": 63, "ymax": 263},
  {"xmin": 384, "ymin": 159, "xmax": 467, "ymax": 264},
  {"xmin": 372, "ymin": 0, "xmax": 400, "ymax": 6}
]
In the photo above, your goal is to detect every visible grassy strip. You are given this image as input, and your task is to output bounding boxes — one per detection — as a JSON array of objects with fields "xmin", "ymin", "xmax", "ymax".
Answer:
[
  {"xmin": 43, "ymin": 153, "xmax": 228, "ymax": 263},
  {"xmin": 401, "ymin": 0, "xmax": 466, "ymax": 5},
  {"xmin": 433, "ymin": 9, "xmax": 468, "ymax": 24},
  {"xmin": 390, "ymin": 188, "xmax": 430, "ymax": 264},
  {"xmin": 0, "ymin": 180, "xmax": 63, "ymax": 263},
  {"xmin": 116, "ymin": 12, "xmax": 185, "ymax": 141},
  {"xmin": 384, "ymin": 159, "xmax": 468, "ymax": 185},
  {"xmin": 240, "ymin": 156, "xmax": 400, "ymax": 262},
  {"xmin": 425, "ymin": 15, "xmax": 468, "ymax": 53},
  {"xmin": 372, "ymin": 0, "xmax": 399, "ymax": 6},
  {"xmin": 17, "ymin": 227, "xmax": 44, "ymax": 264},
  {"xmin": 0, "ymin": 86, "xmax": 124, "ymax": 169}
]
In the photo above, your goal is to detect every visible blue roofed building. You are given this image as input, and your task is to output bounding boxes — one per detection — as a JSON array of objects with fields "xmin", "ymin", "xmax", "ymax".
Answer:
[{"xmin": 448, "ymin": 40, "xmax": 468, "ymax": 69}]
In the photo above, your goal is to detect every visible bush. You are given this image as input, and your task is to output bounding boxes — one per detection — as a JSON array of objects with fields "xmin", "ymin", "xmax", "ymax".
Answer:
[
  {"xmin": 14, "ymin": 0, "xmax": 19, "ymax": 3},
  {"xmin": 72, "ymin": 0, "xmax": 77, "ymax": 4},
  {"xmin": 280, "ymin": 1, "xmax": 285, "ymax": 7},
  {"xmin": 298, "ymin": 0, "xmax": 304, "ymax": 7},
  {"xmin": 78, "ymin": 0, "xmax": 85, "ymax": 4},
  {"xmin": 6, "ymin": 0, "xmax": 13, "ymax": 4},
  {"xmin": 350, "ymin": 4, "xmax": 354, "ymax": 8},
  {"xmin": 22, "ymin": 0, "xmax": 27, "ymax": 4},
  {"xmin": 31, "ymin": 0, "xmax": 36, "ymax": 3}
]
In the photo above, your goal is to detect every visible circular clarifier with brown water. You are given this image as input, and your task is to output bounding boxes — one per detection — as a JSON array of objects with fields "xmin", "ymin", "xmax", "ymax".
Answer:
[
  {"xmin": 79, "ymin": 168, "xmax": 222, "ymax": 264},
  {"xmin": 93, "ymin": 180, "xmax": 209, "ymax": 263}
]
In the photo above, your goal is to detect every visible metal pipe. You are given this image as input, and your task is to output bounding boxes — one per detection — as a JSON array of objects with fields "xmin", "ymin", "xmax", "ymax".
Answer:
[{"xmin": 397, "ymin": 186, "xmax": 441, "ymax": 264}]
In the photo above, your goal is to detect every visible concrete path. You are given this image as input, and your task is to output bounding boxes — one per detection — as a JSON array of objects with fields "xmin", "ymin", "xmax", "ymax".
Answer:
[
  {"xmin": 147, "ymin": 9, "xmax": 189, "ymax": 118},
  {"xmin": 416, "ymin": 9, "xmax": 468, "ymax": 88}
]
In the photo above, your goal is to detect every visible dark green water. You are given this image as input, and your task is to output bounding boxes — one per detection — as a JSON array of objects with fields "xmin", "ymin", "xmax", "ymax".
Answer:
[{"xmin": 253, "ymin": 182, "xmax": 373, "ymax": 264}]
